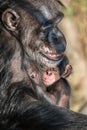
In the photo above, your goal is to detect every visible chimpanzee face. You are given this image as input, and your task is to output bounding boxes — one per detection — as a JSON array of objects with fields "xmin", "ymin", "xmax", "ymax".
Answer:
[
  {"xmin": 18, "ymin": 0, "xmax": 66, "ymax": 67},
  {"xmin": 1, "ymin": 0, "xmax": 66, "ymax": 67}
]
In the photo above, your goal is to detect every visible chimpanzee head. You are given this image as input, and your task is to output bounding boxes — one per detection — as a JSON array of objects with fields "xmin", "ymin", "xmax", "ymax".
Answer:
[{"xmin": 0, "ymin": 0, "xmax": 66, "ymax": 69}]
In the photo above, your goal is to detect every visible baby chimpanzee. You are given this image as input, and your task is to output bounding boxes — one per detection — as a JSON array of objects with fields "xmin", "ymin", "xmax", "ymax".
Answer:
[{"xmin": 29, "ymin": 55, "xmax": 72, "ymax": 108}]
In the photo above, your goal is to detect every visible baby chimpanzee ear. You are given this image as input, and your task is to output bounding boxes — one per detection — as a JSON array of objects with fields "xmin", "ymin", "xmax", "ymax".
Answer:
[{"xmin": 61, "ymin": 64, "xmax": 72, "ymax": 78}]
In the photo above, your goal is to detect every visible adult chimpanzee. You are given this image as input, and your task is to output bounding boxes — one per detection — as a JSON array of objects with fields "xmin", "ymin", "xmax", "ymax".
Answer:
[{"xmin": 0, "ymin": 0, "xmax": 87, "ymax": 130}]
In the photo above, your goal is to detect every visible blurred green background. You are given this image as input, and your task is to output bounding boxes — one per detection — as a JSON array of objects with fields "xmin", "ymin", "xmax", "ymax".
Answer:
[{"xmin": 60, "ymin": 0, "xmax": 87, "ymax": 113}]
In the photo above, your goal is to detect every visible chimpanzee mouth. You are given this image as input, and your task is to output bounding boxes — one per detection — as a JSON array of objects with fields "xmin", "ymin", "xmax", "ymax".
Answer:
[
  {"xmin": 40, "ymin": 51, "xmax": 64, "ymax": 61},
  {"xmin": 39, "ymin": 45, "xmax": 64, "ymax": 61}
]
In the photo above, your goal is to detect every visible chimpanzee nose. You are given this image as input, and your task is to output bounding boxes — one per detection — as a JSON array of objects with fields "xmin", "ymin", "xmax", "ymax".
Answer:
[
  {"xmin": 48, "ymin": 28, "xmax": 66, "ymax": 54},
  {"xmin": 41, "ymin": 21, "xmax": 66, "ymax": 54},
  {"xmin": 42, "ymin": 21, "xmax": 53, "ymax": 38},
  {"xmin": 46, "ymin": 70, "xmax": 52, "ymax": 76}
]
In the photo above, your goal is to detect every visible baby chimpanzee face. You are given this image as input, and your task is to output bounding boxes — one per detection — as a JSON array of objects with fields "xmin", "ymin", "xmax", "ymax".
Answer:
[{"xmin": 42, "ymin": 66, "xmax": 60, "ymax": 86}]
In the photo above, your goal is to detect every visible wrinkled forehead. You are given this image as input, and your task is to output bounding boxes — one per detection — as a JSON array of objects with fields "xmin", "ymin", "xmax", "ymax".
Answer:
[
  {"xmin": 42, "ymin": 65, "xmax": 59, "ymax": 72},
  {"xmin": 17, "ymin": 0, "xmax": 60, "ymax": 25}
]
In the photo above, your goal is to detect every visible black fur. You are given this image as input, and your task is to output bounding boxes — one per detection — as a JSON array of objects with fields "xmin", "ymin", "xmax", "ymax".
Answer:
[{"xmin": 0, "ymin": 0, "xmax": 87, "ymax": 130}]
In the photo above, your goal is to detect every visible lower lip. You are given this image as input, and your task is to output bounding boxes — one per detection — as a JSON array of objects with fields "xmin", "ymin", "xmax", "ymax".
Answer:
[{"xmin": 40, "ymin": 52, "xmax": 62, "ymax": 61}]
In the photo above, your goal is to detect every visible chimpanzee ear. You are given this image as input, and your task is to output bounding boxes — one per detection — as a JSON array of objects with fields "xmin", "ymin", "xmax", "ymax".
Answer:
[
  {"xmin": 61, "ymin": 64, "xmax": 72, "ymax": 78},
  {"xmin": 2, "ymin": 8, "xmax": 20, "ymax": 31},
  {"xmin": 55, "ymin": 11, "xmax": 64, "ymax": 24}
]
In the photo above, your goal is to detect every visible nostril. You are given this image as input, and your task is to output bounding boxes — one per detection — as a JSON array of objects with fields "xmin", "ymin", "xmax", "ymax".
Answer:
[{"xmin": 46, "ymin": 70, "xmax": 52, "ymax": 76}]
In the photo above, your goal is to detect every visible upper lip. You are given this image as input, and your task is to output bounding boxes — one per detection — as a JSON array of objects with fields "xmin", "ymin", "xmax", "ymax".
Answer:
[{"xmin": 43, "ymin": 77, "xmax": 53, "ymax": 82}]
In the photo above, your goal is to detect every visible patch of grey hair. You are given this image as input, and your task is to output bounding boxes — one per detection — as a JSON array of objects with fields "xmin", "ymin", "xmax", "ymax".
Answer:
[{"xmin": 40, "ymin": 5, "xmax": 52, "ymax": 20}]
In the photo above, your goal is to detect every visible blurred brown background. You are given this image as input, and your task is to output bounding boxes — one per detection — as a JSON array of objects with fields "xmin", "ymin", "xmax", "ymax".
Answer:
[{"xmin": 59, "ymin": 0, "xmax": 87, "ymax": 113}]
